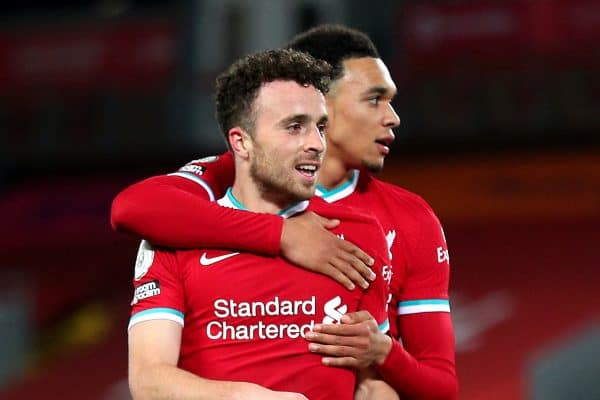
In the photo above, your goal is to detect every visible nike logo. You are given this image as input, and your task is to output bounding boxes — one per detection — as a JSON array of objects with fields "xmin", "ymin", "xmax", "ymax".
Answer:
[{"xmin": 199, "ymin": 252, "xmax": 240, "ymax": 266}]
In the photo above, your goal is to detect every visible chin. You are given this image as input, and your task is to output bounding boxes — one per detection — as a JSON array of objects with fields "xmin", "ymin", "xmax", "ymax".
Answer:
[
  {"xmin": 290, "ymin": 186, "xmax": 315, "ymax": 202},
  {"xmin": 300, "ymin": 188, "xmax": 317, "ymax": 201},
  {"xmin": 363, "ymin": 159, "xmax": 385, "ymax": 174}
]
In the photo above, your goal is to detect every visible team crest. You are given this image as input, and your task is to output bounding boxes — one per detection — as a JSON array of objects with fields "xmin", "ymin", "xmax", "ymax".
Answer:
[
  {"xmin": 323, "ymin": 296, "xmax": 348, "ymax": 324},
  {"xmin": 385, "ymin": 230, "xmax": 396, "ymax": 260},
  {"xmin": 134, "ymin": 240, "xmax": 155, "ymax": 281}
]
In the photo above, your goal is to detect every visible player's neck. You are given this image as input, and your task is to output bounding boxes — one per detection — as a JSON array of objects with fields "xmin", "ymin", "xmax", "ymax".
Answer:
[
  {"xmin": 229, "ymin": 180, "xmax": 298, "ymax": 215},
  {"xmin": 318, "ymin": 156, "xmax": 355, "ymax": 191}
]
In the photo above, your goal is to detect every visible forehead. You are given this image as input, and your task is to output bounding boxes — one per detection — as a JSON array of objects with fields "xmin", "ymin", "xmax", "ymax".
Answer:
[
  {"xmin": 336, "ymin": 57, "xmax": 397, "ymax": 95},
  {"xmin": 254, "ymin": 80, "xmax": 327, "ymax": 119}
]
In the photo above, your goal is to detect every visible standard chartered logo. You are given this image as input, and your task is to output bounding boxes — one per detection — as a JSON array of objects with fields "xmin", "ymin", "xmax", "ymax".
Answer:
[
  {"xmin": 207, "ymin": 296, "xmax": 316, "ymax": 340},
  {"xmin": 206, "ymin": 296, "xmax": 349, "ymax": 341},
  {"xmin": 213, "ymin": 297, "xmax": 316, "ymax": 318}
]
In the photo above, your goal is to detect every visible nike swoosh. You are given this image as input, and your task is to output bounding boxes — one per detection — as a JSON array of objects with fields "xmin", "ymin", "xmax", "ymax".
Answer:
[{"xmin": 199, "ymin": 252, "xmax": 240, "ymax": 266}]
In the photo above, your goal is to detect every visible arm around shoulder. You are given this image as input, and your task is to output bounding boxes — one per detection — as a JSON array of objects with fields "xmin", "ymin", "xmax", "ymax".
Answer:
[{"xmin": 111, "ymin": 173, "xmax": 283, "ymax": 253}]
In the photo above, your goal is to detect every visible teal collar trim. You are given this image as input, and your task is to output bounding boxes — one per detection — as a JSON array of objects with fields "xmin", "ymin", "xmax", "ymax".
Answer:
[
  {"xmin": 315, "ymin": 170, "xmax": 360, "ymax": 203},
  {"xmin": 224, "ymin": 187, "xmax": 247, "ymax": 210},
  {"xmin": 218, "ymin": 187, "xmax": 309, "ymax": 218}
]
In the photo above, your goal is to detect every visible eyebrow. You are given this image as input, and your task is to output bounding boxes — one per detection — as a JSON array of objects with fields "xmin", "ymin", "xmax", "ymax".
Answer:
[
  {"xmin": 278, "ymin": 114, "xmax": 328, "ymax": 127},
  {"xmin": 362, "ymin": 85, "xmax": 396, "ymax": 99}
]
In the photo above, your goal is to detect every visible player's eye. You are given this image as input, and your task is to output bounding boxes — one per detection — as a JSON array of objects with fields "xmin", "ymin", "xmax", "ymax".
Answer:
[
  {"xmin": 287, "ymin": 123, "xmax": 303, "ymax": 133},
  {"xmin": 317, "ymin": 123, "xmax": 328, "ymax": 137},
  {"xmin": 368, "ymin": 97, "xmax": 380, "ymax": 106}
]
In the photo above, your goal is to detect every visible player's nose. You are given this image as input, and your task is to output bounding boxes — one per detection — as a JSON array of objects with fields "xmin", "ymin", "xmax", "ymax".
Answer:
[
  {"xmin": 383, "ymin": 103, "xmax": 400, "ymax": 129},
  {"xmin": 305, "ymin": 124, "xmax": 326, "ymax": 154}
]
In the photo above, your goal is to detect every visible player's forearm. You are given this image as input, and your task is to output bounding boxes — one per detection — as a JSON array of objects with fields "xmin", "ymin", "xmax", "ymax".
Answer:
[
  {"xmin": 354, "ymin": 368, "xmax": 399, "ymax": 400},
  {"xmin": 111, "ymin": 176, "xmax": 283, "ymax": 253},
  {"xmin": 110, "ymin": 175, "xmax": 209, "ymax": 245},
  {"xmin": 376, "ymin": 339, "xmax": 458, "ymax": 399},
  {"xmin": 129, "ymin": 363, "xmax": 260, "ymax": 400}
]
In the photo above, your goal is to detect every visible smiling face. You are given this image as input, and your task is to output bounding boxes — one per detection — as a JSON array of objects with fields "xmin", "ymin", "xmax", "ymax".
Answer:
[
  {"xmin": 244, "ymin": 80, "xmax": 328, "ymax": 205},
  {"xmin": 325, "ymin": 57, "xmax": 400, "ymax": 173}
]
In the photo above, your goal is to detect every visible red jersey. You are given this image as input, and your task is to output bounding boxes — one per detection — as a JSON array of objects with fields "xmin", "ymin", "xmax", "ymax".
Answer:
[
  {"xmin": 315, "ymin": 171, "xmax": 456, "ymax": 398},
  {"xmin": 167, "ymin": 154, "xmax": 451, "ymax": 329},
  {"xmin": 315, "ymin": 170, "xmax": 451, "ymax": 337},
  {"xmin": 129, "ymin": 193, "xmax": 390, "ymax": 400},
  {"xmin": 166, "ymin": 154, "xmax": 234, "ymax": 201},
  {"xmin": 115, "ymin": 152, "xmax": 458, "ymax": 398}
]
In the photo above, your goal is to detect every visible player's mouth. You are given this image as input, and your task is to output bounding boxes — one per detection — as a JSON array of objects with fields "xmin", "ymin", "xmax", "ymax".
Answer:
[
  {"xmin": 375, "ymin": 135, "xmax": 395, "ymax": 156},
  {"xmin": 375, "ymin": 141, "xmax": 390, "ymax": 155},
  {"xmin": 295, "ymin": 162, "xmax": 320, "ymax": 182}
]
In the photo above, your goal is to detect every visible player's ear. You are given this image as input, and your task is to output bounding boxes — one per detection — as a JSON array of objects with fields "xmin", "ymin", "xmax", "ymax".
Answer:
[{"xmin": 228, "ymin": 127, "xmax": 251, "ymax": 159}]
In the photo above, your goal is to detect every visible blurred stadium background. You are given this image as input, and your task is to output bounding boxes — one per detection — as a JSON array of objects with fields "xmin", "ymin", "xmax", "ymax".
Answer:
[{"xmin": 0, "ymin": 1, "xmax": 598, "ymax": 399}]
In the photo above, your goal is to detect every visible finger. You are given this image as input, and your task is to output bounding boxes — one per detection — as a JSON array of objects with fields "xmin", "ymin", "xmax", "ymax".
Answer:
[
  {"xmin": 329, "ymin": 257, "xmax": 369, "ymax": 289},
  {"xmin": 322, "ymin": 356, "xmax": 361, "ymax": 368},
  {"xmin": 309, "ymin": 342, "xmax": 362, "ymax": 357},
  {"xmin": 341, "ymin": 240, "xmax": 375, "ymax": 268},
  {"xmin": 314, "ymin": 213, "xmax": 340, "ymax": 229},
  {"xmin": 307, "ymin": 326, "xmax": 365, "ymax": 341},
  {"xmin": 341, "ymin": 310, "xmax": 374, "ymax": 324},
  {"xmin": 319, "ymin": 263, "xmax": 356, "ymax": 290},
  {"xmin": 336, "ymin": 249, "xmax": 376, "ymax": 284}
]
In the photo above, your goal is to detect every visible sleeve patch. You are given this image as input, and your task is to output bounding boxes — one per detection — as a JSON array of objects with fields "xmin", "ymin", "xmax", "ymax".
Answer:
[
  {"xmin": 179, "ymin": 164, "xmax": 205, "ymax": 176},
  {"xmin": 134, "ymin": 240, "xmax": 155, "ymax": 281},
  {"xmin": 131, "ymin": 280, "xmax": 161, "ymax": 305},
  {"xmin": 193, "ymin": 155, "xmax": 219, "ymax": 163}
]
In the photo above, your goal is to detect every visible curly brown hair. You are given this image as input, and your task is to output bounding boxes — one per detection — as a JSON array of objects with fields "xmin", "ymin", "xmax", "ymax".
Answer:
[{"xmin": 215, "ymin": 49, "xmax": 332, "ymax": 149}]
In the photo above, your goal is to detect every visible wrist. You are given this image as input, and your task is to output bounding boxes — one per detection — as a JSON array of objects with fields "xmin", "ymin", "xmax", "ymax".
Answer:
[
  {"xmin": 375, "ymin": 334, "xmax": 393, "ymax": 365},
  {"xmin": 228, "ymin": 381, "xmax": 261, "ymax": 400}
]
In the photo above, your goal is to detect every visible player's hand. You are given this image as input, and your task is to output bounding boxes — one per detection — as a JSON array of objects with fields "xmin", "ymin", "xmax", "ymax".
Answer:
[
  {"xmin": 305, "ymin": 311, "xmax": 392, "ymax": 369},
  {"xmin": 281, "ymin": 211, "xmax": 376, "ymax": 290},
  {"xmin": 233, "ymin": 383, "xmax": 309, "ymax": 400}
]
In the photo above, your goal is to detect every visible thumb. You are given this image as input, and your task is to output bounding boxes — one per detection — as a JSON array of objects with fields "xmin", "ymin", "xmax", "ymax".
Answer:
[{"xmin": 315, "ymin": 214, "xmax": 340, "ymax": 229}]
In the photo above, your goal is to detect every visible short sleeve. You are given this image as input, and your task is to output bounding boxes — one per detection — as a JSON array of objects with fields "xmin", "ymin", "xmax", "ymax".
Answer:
[{"xmin": 129, "ymin": 240, "xmax": 185, "ymax": 330}]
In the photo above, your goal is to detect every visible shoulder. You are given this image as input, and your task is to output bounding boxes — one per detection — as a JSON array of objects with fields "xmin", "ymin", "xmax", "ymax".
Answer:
[
  {"xmin": 169, "ymin": 152, "xmax": 234, "ymax": 199},
  {"xmin": 367, "ymin": 175, "xmax": 440, "ymax": 222},
  {"xmin": 309, "ymin": 196, "xmax": 381, "ymax": 227},
  {"xmin": 177, "ymin": 152, "xmax": 234, "ymax": 176},
  {"xmin": 134, "ymin": 240, "xmax": 200, "ymax": 276},
  {"xmin": 308, "ymin": 198, "xmax": 387, "ymax": 256}
]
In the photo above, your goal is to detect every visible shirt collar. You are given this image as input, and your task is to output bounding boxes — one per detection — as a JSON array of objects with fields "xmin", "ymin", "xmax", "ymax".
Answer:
[
  {"xmin": 315, "ymin": 169, "xmax": 360, "ymax": 203},
  {"xmin": 217, "ymin": 187, "xmax": 309, "ymax": 218}
]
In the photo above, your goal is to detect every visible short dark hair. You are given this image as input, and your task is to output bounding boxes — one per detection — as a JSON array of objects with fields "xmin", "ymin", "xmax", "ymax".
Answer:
[
  {"xmin": 287, "ymin": 24, "xmax": 380, "ymax": 80},
  {"xmin": 215, "ymin": 48, "xmax": 332, "ymax": 149}
]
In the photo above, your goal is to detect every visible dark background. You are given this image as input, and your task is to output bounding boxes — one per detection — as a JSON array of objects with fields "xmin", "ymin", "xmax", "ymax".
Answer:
[{"xmin": 1, "ymin": 1, "xmax": 599, "ymax": 399}]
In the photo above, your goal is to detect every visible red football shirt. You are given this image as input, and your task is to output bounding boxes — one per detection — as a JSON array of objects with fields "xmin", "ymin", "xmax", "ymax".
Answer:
[
  {"xmin": 161, "ymin": 154, "xmax": 450, "ymax": 321},
  {"xmin": 116, "ymin": 153, "xmax": 457, "ymax": 398},
  {"xmin": 129, "ymin": 192, "xmax": 390, "ymax": 400},
  {"xmin": 315, "ymin": 170, "xmax": 451, "ymax": 338}
]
